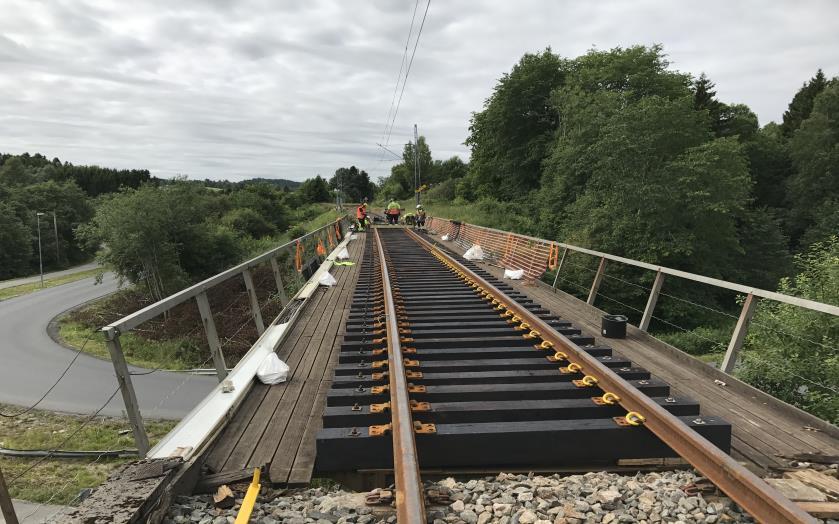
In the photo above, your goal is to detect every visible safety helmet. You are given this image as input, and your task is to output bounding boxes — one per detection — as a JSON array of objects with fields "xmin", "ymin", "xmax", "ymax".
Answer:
[{"xmin": 416, "ymin": 204, "xmax": 422, "ymax": 209}]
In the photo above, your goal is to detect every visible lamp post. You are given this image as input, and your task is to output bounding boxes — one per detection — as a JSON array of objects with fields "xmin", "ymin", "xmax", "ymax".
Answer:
[
  {"xmin": 53, "ymin": 211, "xmax": 60, "ymax": 264},
  {"xmin": 36, "ymin": 212, "xmax": 44, "ymax": 287}
]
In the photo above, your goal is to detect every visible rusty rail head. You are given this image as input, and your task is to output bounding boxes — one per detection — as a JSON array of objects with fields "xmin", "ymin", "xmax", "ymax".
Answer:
[
  {"xmin": 374, "ymin": 228, "xmax": 426, "ymax": 523},
  {"xmin": 405, "ymin": 228, "xmax": 816, "ymax": 524}
]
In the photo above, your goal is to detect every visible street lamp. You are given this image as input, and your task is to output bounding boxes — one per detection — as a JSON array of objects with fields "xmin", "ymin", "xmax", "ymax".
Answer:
[
  {"xmin": 36, "ymin": 212, "xmax": 45, "ymax": 287},
  {"xmin": 53, "ymin": 211, "xmax": 60, "ymax": 265}
]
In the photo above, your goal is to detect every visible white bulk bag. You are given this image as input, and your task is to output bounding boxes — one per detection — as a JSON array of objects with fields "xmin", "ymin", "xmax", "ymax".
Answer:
[
  {"xmin": 256, "ymin": 353, "xmax": 289, "ymax": 385},
  {"xmin": 463, "ymin": 245, "xmax": 484, "ymax": 260},
  {"xmin": 504, "ymin": 269, "xmax": 524, "ymax": 280},
  {"xmin": 319, "ymin": 272, "xmax": 337, "ymax": 287},
  {"xmin": 336, "ymin": 247, "xmax": 350, "ymax": 260},
  {"xmin": 441, "ymin": 234, "xmax": 450, "ymax": 241}
]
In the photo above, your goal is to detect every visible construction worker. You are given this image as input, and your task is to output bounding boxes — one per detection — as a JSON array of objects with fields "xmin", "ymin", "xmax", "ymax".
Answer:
[
  {"xmin": 356, "ymin": 203, "xmax": 367, "ymax": 231},
  {"xmin": 386, "ymin": 198, "xmax": 402, "ymax": 225},
  {"xmin": 415, "ymin": 204, "xmax": 427, "ymax": 230}
]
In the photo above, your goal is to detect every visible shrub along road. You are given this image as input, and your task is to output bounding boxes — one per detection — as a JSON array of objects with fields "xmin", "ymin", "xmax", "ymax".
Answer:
[{"xmin": 0, "ymin": 274, "xmax": 215, "ymax": 419}]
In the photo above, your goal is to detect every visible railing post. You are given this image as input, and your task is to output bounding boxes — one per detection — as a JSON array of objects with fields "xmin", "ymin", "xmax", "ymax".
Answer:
[
  {"xmin": 587, "ymin": 257, "xmax": 607, "ymax": 305},
  {"xmin": 195, "ymin": 291, "xmax": 227, "ymax": 382},
  {"xmin": 721, "ymin": 293, "xmax": 758, "ymax": 373},
  {"xmin": 102, "ymin": 327, "xmax": 150, "ymax": 457},
  {"xmin": 639, "ymin": 270, "xmax": 665, "ymax": 332},
  {"xmin": 269, "ymin": 257, "xmax": 289, "ymax": 306},
  {"xmin": 551, "ymin": 247, "xmax": 569, "ymax": 291},
  {"xmin": 242, "ymin": 269, "xmax": 265, "ymax": 335},
  {"xmin": 0, "ymin": 466, "xmax": 19, "ymax": 524}
]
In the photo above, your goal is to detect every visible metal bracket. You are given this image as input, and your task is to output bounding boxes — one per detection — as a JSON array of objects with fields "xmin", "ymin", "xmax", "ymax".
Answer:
[
  {"xmin": 405, "ymin": 370, "xmax": 423, "ymax": 379},
  {"xmin": 407, "ymin": 384, "xmax": 426, "ymax": 393},
  {"xmin": 410, "ymin": 400, "xmax": 431, "ymax": 412},
  {"xmin": 371, "ymin": 385, "xmax": 388, "ymax": 394},
  {"xmin": 403, "ymin": 359, "xmax": 420, "ymax": 368},
  {"xmin": 400, "ymin": 337, "xmax": 415, "ymax": 343},
  {"xmin": 370, "ymin": 402, "xmax": 390, "ymax": 413},
  {"xmin": 413, "ymin": 421, "xmax": 436, "ymax": 434},
  {"xmin": 371, "ymin": 337, "xmax": 387, "ymax": 345},
  {"xmin": 372, "ymin": 360, "xmax": 388, "ymax": 369},
  {"xmin": 371, "ymin": 372, "xmax": 387, "ymax": 381},
  {"xmin": 613, "ymin": 417, "xmax": 632, "ymax": 427},
  {"xmin": 369, "ymin": 423, "xmax": 392, "ymax": 436},
  {"xmin": 573, "ymin": 379, "xmax": 596, "ymax": 388},
  {"xmin": 401, "ymin": 347, "xmax": 417, "ymax": 354}
]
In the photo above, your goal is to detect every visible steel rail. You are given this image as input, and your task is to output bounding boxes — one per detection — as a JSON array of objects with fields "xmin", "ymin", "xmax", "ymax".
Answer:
[
  {"xmin": 374, "ymin": 228, "xmax": 427, "ymax": 523},
  {"xmin": 406, "ymin": 228, "xmax": 815, "ymax": 524}
]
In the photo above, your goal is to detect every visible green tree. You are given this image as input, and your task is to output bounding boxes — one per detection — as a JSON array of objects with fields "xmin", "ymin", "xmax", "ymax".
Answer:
[
  {"xmin": 221, "ymin": 208, "xmax": 275, "ymax": 238},
  {"xmin": 330, "ymin": 166, "xmax": 376, "ymax": 202},
  {"xmin": 787, "ymin": 83, "xmax": 839, "ymax": 247},
  {"xmin": 465, "ymin": 49, "xmax": 566, "ymax": 200},
  {"xmin": 740, "ymin": 237, "xmax": 839, "ymax": 423},
  {"xmin": 0, "ymin": 201, "xmax": 33, "ymax": 278},
  {"xmin": 78, "ymin": 183, "xmax": 242, "ymax": 300},
  {"xmin": 298, "ymin": 176, "xmax": 332, "ymax": 203},
  {"xmin": 781, "ymin": 69, "xmax": 829, "ymax": 137},
  {"xmin": 0, "ymin": 157, "xmax": 34, "ymax": 186}
]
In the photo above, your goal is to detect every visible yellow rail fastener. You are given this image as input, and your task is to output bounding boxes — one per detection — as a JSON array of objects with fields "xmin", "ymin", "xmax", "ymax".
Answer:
[
  {"xmin": 625, "ymin": 412, "xmax": 646, "ymax": 426},
  {"xmin": 602, "ymin": 392, "xmax": 621, "ymax": 405},
  {"xmin": 234, "ymin": 467, "xmax": 262, "ymax": 524}
]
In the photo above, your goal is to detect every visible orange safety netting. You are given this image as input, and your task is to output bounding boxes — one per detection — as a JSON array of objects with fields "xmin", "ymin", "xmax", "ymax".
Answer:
[
  {"xmin": 426, "ymin": 217, "xmax": 556, "ymax": 282},
  {"xmin": 295, "ymin": 240, "xmax": 304, "ymax": 272}
]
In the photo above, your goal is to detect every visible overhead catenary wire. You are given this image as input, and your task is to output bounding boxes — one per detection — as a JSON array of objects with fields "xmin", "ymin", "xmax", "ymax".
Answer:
[{"xmin": 381, "ymin": 0, "xmax": 432, "ymax": 151}]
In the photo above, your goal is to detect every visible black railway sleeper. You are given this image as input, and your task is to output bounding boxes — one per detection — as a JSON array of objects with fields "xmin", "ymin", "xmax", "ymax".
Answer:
[
  {"xmin": 315, "ymin": 416, "xmax": 731, "ymax": 471},
  {"xmin": 326, "ymin": 377, "xmax": 668, "ymax": 406},
  {"xmin": 337, "ymin": 344, "xmax": 615, "ymax": 364},
  {"xmin": 330, "ymin": 367, "xmax": 651, "ymax": 389},
  {"xmin": 322, "ymin": 396, "xmax": 699, "ymax": 427}
]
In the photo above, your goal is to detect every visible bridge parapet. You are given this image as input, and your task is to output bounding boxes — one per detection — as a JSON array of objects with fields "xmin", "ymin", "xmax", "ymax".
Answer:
[
  {"xmin": 426, "ymin": 216, "xmax": 839, "ymax": 375},
  {"xmin": 102, "ymin": 216, "xmax": 350, "ymax": 456}
]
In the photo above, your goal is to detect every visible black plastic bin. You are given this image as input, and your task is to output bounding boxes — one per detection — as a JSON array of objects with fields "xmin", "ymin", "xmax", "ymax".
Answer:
[{"xmin": 601, "ymin": 314, "xmax": 628, "ymax": 339}]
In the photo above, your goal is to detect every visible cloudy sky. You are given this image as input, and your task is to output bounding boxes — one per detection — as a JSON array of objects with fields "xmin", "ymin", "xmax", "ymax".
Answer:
[{"xmin": 2, "ymin": 1, "xmax": 838, "ymax": 182}]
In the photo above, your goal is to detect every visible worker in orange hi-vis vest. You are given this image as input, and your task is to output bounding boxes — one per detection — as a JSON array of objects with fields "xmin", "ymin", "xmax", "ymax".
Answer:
[{"xmin": 356, "ymin": 203, "xmax": 367, "ymax": 231}]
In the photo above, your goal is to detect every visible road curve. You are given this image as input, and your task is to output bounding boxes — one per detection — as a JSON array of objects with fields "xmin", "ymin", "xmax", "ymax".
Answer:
[{"xmin": 0, "ymin": 274, "xmax": 215, "ymax": 419}]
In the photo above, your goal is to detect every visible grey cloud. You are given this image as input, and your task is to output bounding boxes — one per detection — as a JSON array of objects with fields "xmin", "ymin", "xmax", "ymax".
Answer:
[{"xmin": 2, "ymin": 0, "xmax": 839, "ymax": 181}]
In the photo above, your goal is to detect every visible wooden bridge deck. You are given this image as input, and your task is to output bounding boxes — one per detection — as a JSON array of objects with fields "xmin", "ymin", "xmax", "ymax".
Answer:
[
  {"xmin": 436, "ymin": 234, "xmax": 839, "ymax": 474},
  {"xmin": 200, "ymin": 232, "xmax": 366, "ymax": 486}
]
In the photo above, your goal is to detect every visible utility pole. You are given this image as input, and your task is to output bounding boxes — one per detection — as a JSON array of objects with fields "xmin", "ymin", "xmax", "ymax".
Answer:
[
  {"xmin": 36, "ymin": 212, "xmax": 44, "ymax": 287},
  {"xmin": 53, "ymin": 211, "xmax": 60, "ymax": 265},
  {"xmin": 0, "ymin": 466, "xmax": 20, "ymax": 524},
  {"xmin": 413, "ymin": 124, "xmax": 420, "ymax": 207}
]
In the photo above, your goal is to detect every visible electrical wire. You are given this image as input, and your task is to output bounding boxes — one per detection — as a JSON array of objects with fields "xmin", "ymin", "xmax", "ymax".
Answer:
[{"xmin": 382, "ymin": 0, "xmax": 431, "ymax": 150}]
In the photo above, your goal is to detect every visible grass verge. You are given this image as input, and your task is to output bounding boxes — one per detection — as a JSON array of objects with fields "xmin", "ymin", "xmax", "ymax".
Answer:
[
  {"xmin": 58, "ymin": 320, "xmax": 201, "ymax": 371},
  {"xmin": 0, "ymin": 268, "xmax": 103, "ymax": 301},
  {"xmin": 0, "ymin": 404, "xmax": 175, "ymax": 504}
]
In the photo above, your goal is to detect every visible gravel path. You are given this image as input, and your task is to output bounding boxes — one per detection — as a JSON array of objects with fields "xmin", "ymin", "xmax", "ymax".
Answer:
[{"xmin": 165, "ymin": 470, "xmax": 760, "ymax": 524}]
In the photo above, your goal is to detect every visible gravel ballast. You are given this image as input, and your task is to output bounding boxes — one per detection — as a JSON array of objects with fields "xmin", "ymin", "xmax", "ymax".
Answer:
[{"xmin": 163, "ymin": 470, "xmax": 772, "ymax": 524}]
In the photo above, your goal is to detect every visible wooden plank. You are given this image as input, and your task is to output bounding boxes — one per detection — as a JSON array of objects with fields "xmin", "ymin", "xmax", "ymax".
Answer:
[
  {"xmin": 287, "ymin": 379, "xmax": 333, "ymax": 484},
  {"xmin": 765, "ymin": 478, "xmax": 827, "ymax": 502},
  {"xmin": 785, "ymin": 469, "xmax": 839, "ymax": 500},
  {"xmin": 796, "ymin": 501, "xmax": 839, "ymax": 518}
]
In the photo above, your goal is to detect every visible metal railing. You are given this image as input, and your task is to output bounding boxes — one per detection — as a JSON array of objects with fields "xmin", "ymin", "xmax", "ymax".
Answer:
[
  {"xmin": 426, "ymin": 216, "xmax": 839, "ymax": 375},
  {"xmin": 101, "ymin": 217, "xmax": 349, "ymax": 455}
]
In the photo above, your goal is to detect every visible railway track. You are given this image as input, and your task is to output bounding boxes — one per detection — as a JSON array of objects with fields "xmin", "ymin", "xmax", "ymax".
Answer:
[{"xmin": 316, "ymin": 227, "xmax": 815, "ymax": 523}]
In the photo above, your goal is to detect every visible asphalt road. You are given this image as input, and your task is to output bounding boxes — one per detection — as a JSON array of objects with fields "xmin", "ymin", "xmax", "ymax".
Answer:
[
  {"xmin": 0, "ymin": 274, "xmax": 215, "ymax": 419},
  {"xmin": 0, "ymin": 262, "xmax": 99, "ymax": 290}
]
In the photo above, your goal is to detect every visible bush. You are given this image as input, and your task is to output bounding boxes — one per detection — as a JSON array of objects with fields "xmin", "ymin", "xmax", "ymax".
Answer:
[
  {"xmin": 656, "ymin": 326, "xmax": 730, "ymax": 356},
  {"xmin": 222, "ymin": 208, "xmax": 276, "ymax": 238}
]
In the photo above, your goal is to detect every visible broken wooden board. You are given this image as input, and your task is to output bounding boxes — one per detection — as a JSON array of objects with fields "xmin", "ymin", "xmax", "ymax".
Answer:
[
  {"xmin": 765, "ymin": 478, "xmax": 827, "ymax": 502},
  {"xmin": 784, "ymin": 469, "xmax": 839, "ymax": 501},
  {"xmin": 796, "ymin": 501, "xmax": 839, "ymax": 519}
]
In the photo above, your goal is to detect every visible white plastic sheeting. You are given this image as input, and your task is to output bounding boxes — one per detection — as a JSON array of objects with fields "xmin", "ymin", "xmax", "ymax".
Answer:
[
  {"xmin": 319, "ymin": 272, "xmax": 338, "ymax": 287},
  {"xmin": 441, "ymin": 234, "xmax": 450, "ymax": 241},
  {"xmin": 504, "ymin": 269, "xmax": 525, "ymax": 280},
  {"xmin": 147, "ymin": 323, "xmax": 288, "ymax": 459},
  {"xmin": 256, "ymin": 353, "xmax": 290, "ymax": 385},
  {"xmin": 463, "ymin": 244, "xmax": 484, "ymax": 260},
  {"xmin": 336, "ymin": 247, "xmax": 350, "ymax": 260}
]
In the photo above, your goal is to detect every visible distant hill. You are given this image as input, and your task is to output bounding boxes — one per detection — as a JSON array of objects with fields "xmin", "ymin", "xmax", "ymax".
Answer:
[{"xmin": 239, "ymin": 177, "xmax": 302, "ymax": 189}]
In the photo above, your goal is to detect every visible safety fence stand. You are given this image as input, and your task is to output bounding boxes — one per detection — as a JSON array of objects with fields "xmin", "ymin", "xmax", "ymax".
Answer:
[
  {"xmin": 242, "ymin": 269, "xmax": 266, "ymax": 335},
  {"xmin": 0, "ymin": 466, "xmax": 20, "ymax": 524},
  {"xmin": 102, "ymin": 327, "xmax": 150, "ymax": 457},
  {"xmin": 720, "ymin": 293, "xmax": 758, "ymax": 373},
  {"xmin": 587, "ymin": 257, "xmax": 607, "ymax": 305},
  {"xmin": 195, "ymin": 291, "xmax": 228, "ymax": 382},
  {"xmin": 550, "ymin": 247, "xmax": 569, "ymax": 292},
  {"xmin": 639, "ymin": 270, "xmax": 665, "ymax": 332}
]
